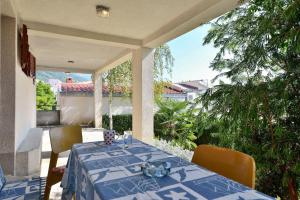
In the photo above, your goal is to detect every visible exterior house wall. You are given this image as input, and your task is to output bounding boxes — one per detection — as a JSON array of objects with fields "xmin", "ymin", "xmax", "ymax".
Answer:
[
  {"xmin": 59, "ymin": 95, "xmax": 132, "ymax": 125},
  {"xmin": 60, "ymin": 96, "xmax": 95, "ymax": 125},
  {"xmin": 102, "ymin": 96, "xmax": 132, "ymax": 115},
  {"xmin": 15, "ymin": 64, "xmax": 36, "ymax": 150},
  {"xmin": 163, "ymin": 94, "xmax": 187, "ymax": 101}
]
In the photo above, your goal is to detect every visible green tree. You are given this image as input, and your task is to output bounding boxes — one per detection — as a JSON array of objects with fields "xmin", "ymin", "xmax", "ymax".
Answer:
[
  {"xmin": 154, "ymin": 45, "xmax": 175, "ymax": 100},
  {"xmin": 36, "ymin": 81, "xmax": 57, "ymax": 111},
  {"xmin": 103, "ymin": 44, "xmax": 174, "ymax": 130},
  {"xmin": 193, "ymin": 111, "xmax": 222, "ymax": 146},
  {"xmin": 199, "ymin": 0, "xmax": 300, "ymax": 198},
  {"xmin": 102, "ymin": 61, "xmax": 132, "ymax": 130}
]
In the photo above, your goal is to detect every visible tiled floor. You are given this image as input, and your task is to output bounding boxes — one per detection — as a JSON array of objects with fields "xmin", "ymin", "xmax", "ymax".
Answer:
[{"xmin": 40, "ymin": 128, "xmax": 104, "ymax": 200}]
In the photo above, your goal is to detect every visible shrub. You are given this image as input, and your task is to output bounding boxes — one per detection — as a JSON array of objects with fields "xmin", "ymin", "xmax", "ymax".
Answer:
[
  {"xmin": 101, "ymin": 105, "xmax": 222, "ymax": 151},
  {"xmin": 102, "ymin": 114, "xmax": 132, "ymax": 134},
  {"xmin": 190, "ymin": 111, "xmax": 219, "ymax": 146},
  {"xmin": 154, "ymin": 99, "xmax": 197, "ymax": 150}
]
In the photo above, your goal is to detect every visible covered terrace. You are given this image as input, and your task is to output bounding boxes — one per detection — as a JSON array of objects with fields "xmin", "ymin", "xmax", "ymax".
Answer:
[{"xmin": 0, "ymin": 0, "xmax": 239, "ymax": 176}]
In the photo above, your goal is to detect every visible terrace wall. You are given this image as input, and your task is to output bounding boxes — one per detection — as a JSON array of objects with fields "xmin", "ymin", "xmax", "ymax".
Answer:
[{"xmin": 58, "ymin": 95, "xmax": 132, "ymax": 125}]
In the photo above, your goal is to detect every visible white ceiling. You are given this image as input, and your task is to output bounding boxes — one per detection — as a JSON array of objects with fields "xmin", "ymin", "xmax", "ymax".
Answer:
[
  {"xmin": 14, "ymin": 0, "xmax": 201, "ymax": 40},
  {"xmin": 29, "ymin": 35, "xmax": 126, "ymax": 72},
  {"xmin": 9, "ymin": 0, "xmax": 238, "ymax": 73}
]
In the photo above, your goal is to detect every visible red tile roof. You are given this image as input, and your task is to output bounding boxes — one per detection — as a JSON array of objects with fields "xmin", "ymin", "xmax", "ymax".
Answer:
[
  {"xmin": 164, "ymin": 88, "xmax": 180, "ymax": 94},
  {"xmin": 60, "ymin": 82, "xmax": 129, "ymax": 96},
  {"xmin": 61, "ymin": 82, "xmax": 94, "ymax": 93},
  {"xmin": 163, "ymin": 84, "xmax": 184, "ymax": 94},
  {"xmin": 60, "ymin": 82, "xmax": 186, "ymax": 95}
]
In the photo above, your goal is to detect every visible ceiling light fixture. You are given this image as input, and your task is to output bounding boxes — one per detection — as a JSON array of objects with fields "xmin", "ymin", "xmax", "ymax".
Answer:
[
  {"xmin": 67, "ymin": 60, "xmax": 74, "ymax": 63},
  {"xmin": 96, "ymin": 5, "xmax": 110, "ymax": 18}
]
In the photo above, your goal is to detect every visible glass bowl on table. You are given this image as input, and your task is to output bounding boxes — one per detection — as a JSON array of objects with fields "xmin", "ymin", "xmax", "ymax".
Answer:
[{"xmin": 141, "ymin": 161, "xmax": 171, "ymax": 178}]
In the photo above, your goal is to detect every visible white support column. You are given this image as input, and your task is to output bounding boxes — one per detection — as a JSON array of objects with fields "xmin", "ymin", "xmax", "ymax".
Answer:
[
  {"xmin": 0, "ymin": 16, "xmax": 17, "ymax": 175},
  {"xmin": 132, "ymin": 47, "xmax": 154, "ymax": 143},
  {"xmin": 93, "ymin": 72, "xmax": 102, "ymax": 128}
]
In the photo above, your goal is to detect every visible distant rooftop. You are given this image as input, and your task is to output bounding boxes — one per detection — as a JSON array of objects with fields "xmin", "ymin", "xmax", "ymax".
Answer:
[
  {"xmin": 58, "ymin": 78, "xmax": 209, "ymax": 96},
  {"xmin": 164, "ymin": 84, "xmax": 184, "ymax": 94},
  {"xmin": 177, "ymin": 80, "xmax": 209, "ymax": 91},
  {"xmin": 60, "ymin": 81, "xmax": 127, "ymax": 97}
]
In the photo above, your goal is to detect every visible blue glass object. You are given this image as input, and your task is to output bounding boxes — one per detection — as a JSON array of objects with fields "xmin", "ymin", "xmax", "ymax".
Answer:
[{"xmin": 141, "ymin": 161, "xmax": 171, "ymax": 178}]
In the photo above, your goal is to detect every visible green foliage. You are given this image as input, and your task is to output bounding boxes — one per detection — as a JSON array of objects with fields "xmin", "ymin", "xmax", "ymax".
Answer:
[
  {"xmin": 199, "ymin": 0, "xmax": 300, "ymax": 198},
  {"xmin": 154, "ymin": 45, "xmax": 175, "ymax": 100},
  {"xmin": 154, "ymin": 99, "xmax": 197, "ymax": 150},
  {"xmin": 102, "ymin": 61, "xmax": 132, "ymax": 129},
  {"xmin": 193, "ymin": 111, "xmax": 222, "ymax": 146},
  {"xmin": 102, "ymin": 114, "xmax": 132, "ymax": 134},
  {"xmin": 153, "ymin": 99, "xmax": 223, "ymax": 149},
  {"xmin": 36, "ymin": 81, "xmax": 56, "ymax": 111},
  {"xmin": 154, "ymin": 45, "xmax": 174, "ymax": 82},
  {"xmin": 102, "ymin": 61, "xmax": 132, "ymax": 96}
]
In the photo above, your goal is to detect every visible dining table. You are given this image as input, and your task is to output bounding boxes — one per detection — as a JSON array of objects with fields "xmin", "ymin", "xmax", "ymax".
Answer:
[{"xmin": 61, "ymin": 139, "xmax": 274, "ymax": 200}]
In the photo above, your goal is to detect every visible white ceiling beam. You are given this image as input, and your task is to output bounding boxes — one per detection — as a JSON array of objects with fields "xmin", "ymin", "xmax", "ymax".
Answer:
[
  {"xmin": 95, "ymin": 49, "xmax": 132, "ymax": 74},
  {"xmin": 24, "ymin": 21, "xmax": 142, "ymax": 49},
  {"xmin": 37, "ymin": 65, "xmax": 93, "ymax": 74},
  {"xmin": 143, "ymin": 0, "xmax": 240, "ymax": 48},
  {"xmin": 1, "ymin": 0, "xmax": 17, "ymax": 18}
]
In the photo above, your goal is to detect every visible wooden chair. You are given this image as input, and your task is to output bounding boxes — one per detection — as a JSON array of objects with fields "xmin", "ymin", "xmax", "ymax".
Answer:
[
  {"xmin": 44, "ymin": 125, "xmax": 82, "ymax": 200},
  {"xmin": 192, "ymin": 145, "xmax": 256, "ymax": 188}
]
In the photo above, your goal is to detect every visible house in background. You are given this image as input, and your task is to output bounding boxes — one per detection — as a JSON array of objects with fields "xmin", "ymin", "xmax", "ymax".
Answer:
[
  {"xmin": 56, "ymin": 78, "xmax": 209, "ymax": 125},
  {"xmin": 57, "ymin": 78, "xmax": 132, "ymax": 125},
  {"xmin": 163, "ymin": 84, "xmax": 187, "ymax": 101},
  {"xmin": 47, "ymin": 79, "xmax": 62, "ymax": 95},
  {"xmin": 163, "ymin": 80, "xmax": 209, "ymax": 101}
]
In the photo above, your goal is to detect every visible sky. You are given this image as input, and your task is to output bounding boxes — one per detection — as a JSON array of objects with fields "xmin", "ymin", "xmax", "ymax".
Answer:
[{"xmin": 167, "ymin": 24, "xmax": 219, "ymax": 84}]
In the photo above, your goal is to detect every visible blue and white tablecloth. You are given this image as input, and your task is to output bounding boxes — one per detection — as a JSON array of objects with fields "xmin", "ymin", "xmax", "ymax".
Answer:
[{"xmin": 61, "ymin": 139, "xmax": 274, "ymax": 200}]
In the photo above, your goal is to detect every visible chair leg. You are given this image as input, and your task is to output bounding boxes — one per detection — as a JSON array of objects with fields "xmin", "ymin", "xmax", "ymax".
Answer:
[
  {"xmin": 44, "ymin": 173, "xmax": 63, "ymax": 200},
  {"xmin": 43, "ymin": 178, "xmax": 52, "ymax": 200},
  {"xmin": 44, "ymin": 152, "xmax": 59, "ymax": 200}
]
